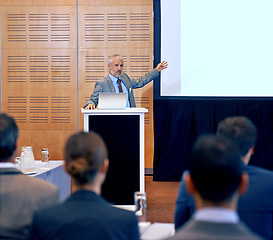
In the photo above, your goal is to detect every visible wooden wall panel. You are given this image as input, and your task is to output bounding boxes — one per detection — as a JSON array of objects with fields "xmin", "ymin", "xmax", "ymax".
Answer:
[
  {"xmin": 78, "ymin": 6, "xmax": 153, "ymax": 49},
  {"xmin": 2, "ymin": 49, "xmax": 77, "ymax": 130},
  {"xmin": 18, "ymin": 130, "xmax": 76, "ymax": 160},
  {"xmin": 2, "ymin": 0, "xmax": 152, "ymax": 6},
  {"xmin": 2, "ymin": 0, "xmax": 75, "ymax": 6},
  {"xmin": 1, "ymin": 6, "xmax": 77, "ymax": 49},
  {"xmin": 1, "ymin": 89, "xmax": 77, "ymax": 130},
  {"xmin": 1, "ymin": 3, "xmax": 77, "ymax": 160},
  {"xmin": 2, "ymin": 49, "xmax": 77, "ymax": 90},
  {"xmin": 78, "ymin": 0, "xmax": 152, "ymax": 6}
]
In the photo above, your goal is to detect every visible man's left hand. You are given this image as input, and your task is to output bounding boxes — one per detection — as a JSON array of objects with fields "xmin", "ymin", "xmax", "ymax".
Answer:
[{"xmin": 156, "ymin": 61, "xmax": 168, "ymax": 72}]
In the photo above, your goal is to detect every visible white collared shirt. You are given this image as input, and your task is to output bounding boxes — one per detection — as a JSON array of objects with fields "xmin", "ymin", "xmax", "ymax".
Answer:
[
  {"xmin": 193, "ymin": 207, "xmax": 239, "ymax": 223},
  {"xmin": 0, "ymin": 162, "xmax": 17, "ymax": 168}
]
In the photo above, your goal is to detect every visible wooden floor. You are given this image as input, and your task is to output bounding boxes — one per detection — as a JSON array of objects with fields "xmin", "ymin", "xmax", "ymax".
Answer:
[{"xmin": 145, "ymin": 176, "xmax": 181, "ymax": 223}]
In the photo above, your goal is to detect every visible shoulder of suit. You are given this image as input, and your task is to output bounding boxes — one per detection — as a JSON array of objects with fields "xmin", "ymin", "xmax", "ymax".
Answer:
[
  {"xmin": 247, "ymin": 165, "xmax": 273, "ymax": 177},
  {"xmin": 97, "ymin": 76, "xmax": 110, "ymax": 83},
  {"xmin": 120, "ymin": 72, "xmax": 129, "ymax": 80}
]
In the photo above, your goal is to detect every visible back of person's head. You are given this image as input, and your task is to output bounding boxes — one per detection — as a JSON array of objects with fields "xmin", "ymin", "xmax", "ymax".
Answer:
[
  {"xmin": 0, "ymin": 113, "xmax": 18, "ymax": 162},
  {"xmin": 217, "ymin": 116, "xmax": 256, "ymax": 157},
  {"xmin": 65, "ymin": 131, "xmax": 108, "ymax": 186},
  {"xmin": 189, "ymin": 134, "xmax": 244, "ymax": 203}
]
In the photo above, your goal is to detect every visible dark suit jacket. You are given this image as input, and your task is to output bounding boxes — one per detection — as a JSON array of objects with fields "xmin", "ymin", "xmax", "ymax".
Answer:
[
  {"xmin": 28, "ymin": 190, "xmax": 140, "ymax": 240},
  {"xmin": 168, "ymin": 219, "xmax": 263, "ymax": 240},
  {"xmin": 0, "ymin": 168, "xmax": 59, "ymax": 240},
  {"xmin": 85, "ymin": 69, "xmax": 159, "ymax": 107},
  {"xmin": 174, "ymin": 165, "xmax": 273, "ymax": 239}
]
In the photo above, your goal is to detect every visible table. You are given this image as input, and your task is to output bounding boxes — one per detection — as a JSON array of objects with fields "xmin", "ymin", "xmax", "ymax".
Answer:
[
  {"xmin": 28, "ymin": 161, "xmax": 71, "ymax": 201},
  {"xmin": 139, "ymin": 222, "xmax": 175, "ymax": 240}
]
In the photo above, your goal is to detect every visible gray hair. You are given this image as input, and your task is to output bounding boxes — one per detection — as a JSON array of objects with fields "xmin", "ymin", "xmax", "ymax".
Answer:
[{"xmin": 108, "ymin": 54, "xmax": 124, "ymax": 65}]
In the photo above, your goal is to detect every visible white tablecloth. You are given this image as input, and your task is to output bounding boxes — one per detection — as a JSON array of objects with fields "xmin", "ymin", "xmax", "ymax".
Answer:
[
  {"xmin": 28, "ymin": 161, "xmax": 71, "ymax": 201},
  {"xmin": 139, "ymin": 222, "xmax": 175, "ymax": 240}
]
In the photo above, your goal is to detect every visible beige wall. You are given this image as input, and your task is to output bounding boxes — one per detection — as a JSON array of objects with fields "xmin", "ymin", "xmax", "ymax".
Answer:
[{"xmin": 1, "ymin": 0, "xmax": 154, "ymax": 168}]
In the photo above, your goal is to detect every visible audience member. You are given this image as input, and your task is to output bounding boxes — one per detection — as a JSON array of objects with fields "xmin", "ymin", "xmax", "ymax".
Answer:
[
  {"xmin": 169, "ymin": 134, "xmax": 262, "ymax": 239},
  {"xmin": 0, "ymin": 113, "xmax": 59, "ymax": 239},
  {"xmin": 28, "ymin": 131, "xmax": 140, "ymax": 240},
  {"xmin": 175, "ymin": 116, "xmax": 273, "ymax": 239}
]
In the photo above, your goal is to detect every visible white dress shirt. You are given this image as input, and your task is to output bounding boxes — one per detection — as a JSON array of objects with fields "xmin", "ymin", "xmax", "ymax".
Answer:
[
  {"xmin": 0, "ymin": 162, "xmax": 17, "ymax": 168},
  {"xmin": 193, "ymin": 207, "xmax": 239, "ymax": 223},
  {"xmin": 109, "ymin": 74, "xmax": 130, "ymax": 107}
]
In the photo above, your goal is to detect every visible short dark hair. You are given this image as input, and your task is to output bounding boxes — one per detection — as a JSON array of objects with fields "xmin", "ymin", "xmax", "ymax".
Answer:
[
  {"xmin": 65, "ymin": 131, "xmax": 108, "ymax": 185},
  {"xmin": 189, "ymin": 134, "xmax": 244, "ymax": 202},
  {"xmin": 0, "ymin": 113, "xmax": 18, "ymax": 162},
  {"xmin": 217, "ymin": 116, "xmax": 256, "ymax": 157}
]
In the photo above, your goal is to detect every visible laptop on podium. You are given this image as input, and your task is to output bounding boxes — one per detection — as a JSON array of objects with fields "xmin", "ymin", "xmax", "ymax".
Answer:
[{"xmin": 98, "ymin": 93, "xmax": 127, "ymax": 110}]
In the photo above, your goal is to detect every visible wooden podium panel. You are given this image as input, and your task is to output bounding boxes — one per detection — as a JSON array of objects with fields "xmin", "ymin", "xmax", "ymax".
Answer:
[{"xmin": 82, "ymin": 108, "xmax": 147, "ymax": 209}]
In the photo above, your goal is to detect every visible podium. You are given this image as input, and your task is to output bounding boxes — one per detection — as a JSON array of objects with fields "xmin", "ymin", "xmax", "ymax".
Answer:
[{"xmin": 81, "ymin": 108, "xmax": 147, "ymax": 210}]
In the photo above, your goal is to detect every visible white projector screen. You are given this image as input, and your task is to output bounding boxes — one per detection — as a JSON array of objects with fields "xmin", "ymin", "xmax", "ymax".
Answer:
[{"xmin": 161, "ymin": 0, "xmax": 273, "ymax": 97}]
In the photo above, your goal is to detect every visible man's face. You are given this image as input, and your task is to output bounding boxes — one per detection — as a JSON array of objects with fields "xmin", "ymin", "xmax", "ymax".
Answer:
[{"xmin": 108, "ymin": 57, "xmax": 124, "ymax": 78}]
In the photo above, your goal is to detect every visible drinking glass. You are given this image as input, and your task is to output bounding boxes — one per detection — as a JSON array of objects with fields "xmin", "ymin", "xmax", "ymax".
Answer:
[
  {"xmin": 134, "ymin": 192, "xmax": 147, "ymax": 222},
  {"xmin": 41, "ymin": 148, "xmax": 49, "ymax": 166}
]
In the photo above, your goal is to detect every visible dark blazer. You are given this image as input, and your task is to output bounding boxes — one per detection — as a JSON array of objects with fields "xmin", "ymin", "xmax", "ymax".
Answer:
[
  {"xmin": 168, "ymin": 219, "xmax": 263, "ymax": 240},
  {"xmin": 174, "ymin": 165, "xmax": 273, "ymax": 239},
  {"xmin": 85, "ymin": 69, "xmax": 159, "ymax": 107},
  {"xmin": 0, "ymin": 168, "xmax": 59, "ymax": 240},
  {"xmin": 28, "ymin": 190, "xmax": 140, "ymax": 240}
]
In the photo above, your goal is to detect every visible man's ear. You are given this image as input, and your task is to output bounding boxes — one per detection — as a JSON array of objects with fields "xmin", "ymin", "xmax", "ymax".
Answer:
[
  {"xmin": 14, "ymin": 138, "xmax": 19, "ymax": 154},
  {"xmin": 237, "ymin": 172, "xmax": 249, "ymax": 195},
  {"xmin": 100, "ymin": 158, "xmax": 109, "ymax": 174},
  {"xmin": 14, "ymin": 138, "xmax": 19, "ymax": 150},
  {"xmin": 183, "ymin": 172, "xmax": 197, "ymax": 195},
  {"xmin": 250, "ymin": 145, "xmax": 254, "ymax": 155},
  {"xmin": 11, "ymin": 138, "xmax": 19, "ymax": 163}
]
